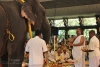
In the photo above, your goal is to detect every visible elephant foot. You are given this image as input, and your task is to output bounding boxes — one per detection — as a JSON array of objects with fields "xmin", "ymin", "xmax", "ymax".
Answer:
[{"xmin": 1, "ymin": 53, "xmax": 8, "ymax": 67}]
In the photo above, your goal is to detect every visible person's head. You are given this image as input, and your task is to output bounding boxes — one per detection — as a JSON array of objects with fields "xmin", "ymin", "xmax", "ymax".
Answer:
[
  {"xmin": 97, "ymin": 17, "xmax": 100, "ymax": 23},
  {"xmin": 35, "ymin": 30, "xmax": 42, "ymax": 37},
  {"xmin": 47, "ymin": 44, "xmax": 52, "ymax": 51},
  {"xmin": 96, "ymin": 15, "xmax": 100, "ymax": 24},
  {"xmin": 76, "ymin": 28, "xmax": 82, "ymax": 36},
  {"xmin": 63, "ymin": 48, "xmax": 67, "ymax": 53},
  {"xmin": 57, "ymin": 48, "xmax": 62, "ymax": 54},
  {"xmin": 89, "ymin": 30, "xmax": 95, "ymax": 38},
  {"xmin": 60, "ymin": 41, "xmax": 64, "ymax": 45}
]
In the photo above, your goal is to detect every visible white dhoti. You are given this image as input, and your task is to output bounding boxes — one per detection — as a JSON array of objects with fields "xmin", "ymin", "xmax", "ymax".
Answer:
[
  {"xmin": 29, "ymin": 64, "xmax": 43, "ymax": 67},
  {"xmin": 89, "ymin": 56, "xmax": 100, "ymax": 67},
  {"xmin": 72, "ymin": 48, "xmax": 85, "ymax": 67},
  {"xmin": 72, "ymin": 35, "xmax": 85, "ymax": 67}
]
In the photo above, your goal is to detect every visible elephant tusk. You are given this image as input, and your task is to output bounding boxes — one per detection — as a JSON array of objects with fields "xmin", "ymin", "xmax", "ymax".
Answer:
[{"xmin": 7, "ymin": 29, "xmax": 15, "ymax": 41}]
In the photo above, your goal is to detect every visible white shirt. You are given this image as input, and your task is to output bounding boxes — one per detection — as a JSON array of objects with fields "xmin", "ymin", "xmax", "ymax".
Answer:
[
  {"xmin": 89, "ymin": 36, "xmax": 100, "ymax": 58},
  {"xmin": 25, "ymin": 36, "xmax": 47, "ymax": 65}
]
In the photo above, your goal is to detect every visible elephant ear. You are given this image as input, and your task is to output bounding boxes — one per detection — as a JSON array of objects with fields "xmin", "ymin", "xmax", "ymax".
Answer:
[
  {"xmin": 21, "ymin": 3, "xmax": 36, "ymax": 25},
  {"xmin": 21, "ymin": 8, "xmax": 29, "ymax": 20}
]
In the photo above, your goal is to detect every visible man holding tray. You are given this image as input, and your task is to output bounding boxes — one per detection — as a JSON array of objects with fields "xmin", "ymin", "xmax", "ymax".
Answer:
[{"xmin": 88, "ymin": 30, "xmax": 100, "ymax": 67}]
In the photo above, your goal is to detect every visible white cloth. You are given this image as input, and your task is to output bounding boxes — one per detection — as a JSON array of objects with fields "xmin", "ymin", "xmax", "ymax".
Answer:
[
  {"xmin": 48, "ymin": 50, "xmax": 56, "ymax": 62},
  {"xmin": 29, "ymin": 64, "xmax": 43, "ymax": 67},
  {"xmin": 25, "ymin": 36, "xmax": 47, "ymax": 66},
  {"xmin": 89, "ymin": 36, "xmax": 100, "ymax": 58},
  {"xmin": 55, "ymin": 53, "xmax": 64, "ymax": 63},
  {"xmin": 89, "ymin": 56, "xmax": 100, "ymax": 67},
  {"xmin": 89, "ymin": 35, "xmax": 100, "ymax": 67},
  {"xmin": 72, "ymin": 35, "xmax": 85, "ymax": 67}
]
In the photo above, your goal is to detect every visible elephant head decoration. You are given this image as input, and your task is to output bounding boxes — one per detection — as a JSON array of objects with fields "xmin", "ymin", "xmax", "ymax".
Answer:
[{"xmin": 0, "ymin": 0, "xmax": 51, "ymax": 67}]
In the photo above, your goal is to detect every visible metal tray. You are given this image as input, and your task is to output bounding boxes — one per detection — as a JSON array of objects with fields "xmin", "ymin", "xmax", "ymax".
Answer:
[{"xmin": 82, "ymin": 49, "xmax": 94, "ymax": 52}]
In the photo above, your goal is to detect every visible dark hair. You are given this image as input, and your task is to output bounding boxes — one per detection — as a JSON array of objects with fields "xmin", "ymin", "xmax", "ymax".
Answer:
[
  {"xmin": 89, "ymin": 30, "xmax": 95, "ymax": 34},
  {"xmin": 35, "ymin": 30, "xmax": 42, "ymax": 36},
  {"xmin": 77, "ymin": 28, "xmax": 82, "ymax": 32},
  {"xmin": 77, "ymin": 28, "xmax": 83, "ymax": 34},
  {"xmin": 95, "ymin": 15, "xmax": 100, "ymax": 20}
]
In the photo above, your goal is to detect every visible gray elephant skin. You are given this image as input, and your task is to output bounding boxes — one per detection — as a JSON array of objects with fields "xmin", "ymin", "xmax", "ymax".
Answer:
[{"xmin": 0, "ymin": 0, "xmax": 51, "ymax": 67}]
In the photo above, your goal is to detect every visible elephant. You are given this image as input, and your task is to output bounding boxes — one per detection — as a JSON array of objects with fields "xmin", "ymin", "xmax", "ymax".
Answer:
[{"xmin": 0, "ymin": 0, "xmax": 51, "ymax": 67}]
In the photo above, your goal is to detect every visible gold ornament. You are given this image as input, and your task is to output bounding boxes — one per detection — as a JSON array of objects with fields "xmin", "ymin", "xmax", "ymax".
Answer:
[{"xmin": 21, "ymin": 0, "xmax": 25, "ymax": 2}]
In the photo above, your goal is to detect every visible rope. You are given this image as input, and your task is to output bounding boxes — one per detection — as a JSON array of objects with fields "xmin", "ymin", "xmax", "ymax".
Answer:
[{"xmin": 7, "ymin": 29, "xmax": 15, "ymax": 41}]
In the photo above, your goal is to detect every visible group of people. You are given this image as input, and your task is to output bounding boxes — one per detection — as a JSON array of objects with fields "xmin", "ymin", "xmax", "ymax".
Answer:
[
  {"xmin": 68, "ymin": 28, "xmax": 100, "ymax": 67},
  {"xmin": 25, "ymin": 28, "xmax": 100, "ymax": 67},
  {"xmin": 47, "ymin": 43, "xmax": 70, "ymax": 63}
]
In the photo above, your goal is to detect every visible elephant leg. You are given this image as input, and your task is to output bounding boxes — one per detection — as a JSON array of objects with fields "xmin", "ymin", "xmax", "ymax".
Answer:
[
  {"xmin": 7, "ymin": 24, "xmax": 27, "ymax": 67},
  {"xmin": 7, "ymin": 38, "xmax": 25, "ymax": 67},
  {"xmin": 1, "ymin": 53, "xmax": 8, "ymax": 67},
  {"xmin": 0, "ymin": 5, "xmax": 8, "ymax": 67}
]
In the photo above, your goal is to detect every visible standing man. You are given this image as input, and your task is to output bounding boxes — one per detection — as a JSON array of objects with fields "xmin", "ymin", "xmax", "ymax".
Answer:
[
  {"xmin": 25, "ymin": 30, "xmax": 48, "ymax": 67},
  {"xmin": 88, "ymin": 30, "xmax": 100, "ymax": 67},
  {"xmin": 69, "ymin": 28, "xmax": 85, "ymax": 67}
]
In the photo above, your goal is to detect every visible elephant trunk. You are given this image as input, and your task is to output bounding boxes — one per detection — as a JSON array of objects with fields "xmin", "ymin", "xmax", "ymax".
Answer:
[{"xmin": 42, "ymin": 19, "xmax": 51, "ymax": 44}]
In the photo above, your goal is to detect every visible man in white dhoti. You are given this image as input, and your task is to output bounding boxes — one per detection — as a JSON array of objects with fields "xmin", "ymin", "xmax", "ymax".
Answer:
[
  {"xmin": 55, "ymin": 48, "xmax": 65, "ymax": 63},
  {"xmin": 88, "ymin": 30, "xmax": 100, "ymax": 67},
  {"xmin": 69, "ymin": 28, "xmax": 85, "ymax": 67}
]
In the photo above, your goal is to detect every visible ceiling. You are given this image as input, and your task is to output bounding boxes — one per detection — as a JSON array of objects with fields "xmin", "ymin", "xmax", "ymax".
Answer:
[
  {"xmin": 40, "ymin": 0, "xmax": 100, "ymax": 19},
  {"xmin": 1, "ymin": 0, "xmax": 100, "ymax": 19}
]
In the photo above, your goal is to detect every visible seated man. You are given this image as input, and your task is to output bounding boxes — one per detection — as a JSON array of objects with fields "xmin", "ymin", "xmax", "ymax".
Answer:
[
  {"xmin": 47, "ymin": 44, "xmax": 56, "ymax": 62},
  {"xmin": 62, "ymin": 47, "xmax": 70, "ymax": 62},
  {"xmin": 55, "ymin": 48, "xmax": 64, "ymax": 63}
]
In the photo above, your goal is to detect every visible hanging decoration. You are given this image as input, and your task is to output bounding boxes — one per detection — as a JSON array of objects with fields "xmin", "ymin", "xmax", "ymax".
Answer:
[
  {"xmin": 21, "ymin": 0, "xmax": 32, "ymax": 38},
  {"xmin": 21, "ymin": 0, "xmax": 25, "ymax": 2},
  {"xmin": 28, "ymin": 21, "xmax": 32, "ymax": 38}
]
